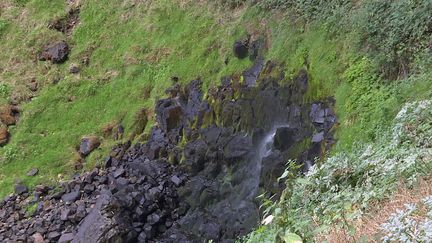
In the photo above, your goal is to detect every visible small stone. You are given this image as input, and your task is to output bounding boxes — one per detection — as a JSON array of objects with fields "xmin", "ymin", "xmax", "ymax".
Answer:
[
  {"xmin": 32, "ymin": 233, "xmax": 44, "ymax": 243},
  {"xmin": 61, "ymin": 208, "xmax": 70, "ymax": 221},
  {"xmin": 113, "ymin": 168, "xmax": 125, "ymax": 178},
  {"xmin": 69, "ymin": 65, "xmax": 80, "ymax": 74},
  {"xmin": 79, "ymin": 136, "xmax": 100, "ymax": 157},
  {"xmin": 61, "ymin": 190, "xmax": 80, "ymax": 203},
  {"xmin": 27, "ymin": 168, "xmax": 39, "ymax": 176},
  {"xmin": 47, "ymin": 231, "xmax": 61, "ymax": 240},
  {"xmin": 170, "ymin": 175, "xmax": 181, "ymax": 186},
  {"xmin": 312, "ymin": 132, "xmax": 324, "ymax": 143},
  {"xmin": 14, "ymin": 184, "xmax": 28, "ymax": 195},
  {"xmin": 58, "ymin": 233, "xmax": 74, "ymax": 243}
]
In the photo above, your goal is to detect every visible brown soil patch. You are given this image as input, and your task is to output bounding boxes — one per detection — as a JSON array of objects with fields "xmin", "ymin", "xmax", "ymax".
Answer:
[{"xmin": 317, "ymin": 176, "xmax": 432, "ymax": 243}]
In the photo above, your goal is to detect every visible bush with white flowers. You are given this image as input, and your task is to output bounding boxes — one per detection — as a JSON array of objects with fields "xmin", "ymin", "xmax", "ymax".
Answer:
[
  {"xmin": 381, "ymin": 196, "xmax": 432, "ymax": 242},
  {"xmin": 247, "ymin": 100, "xmax": 432, "ymax": 242}
]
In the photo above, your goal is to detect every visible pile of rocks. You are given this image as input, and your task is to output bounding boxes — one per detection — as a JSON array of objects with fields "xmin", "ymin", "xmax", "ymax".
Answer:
[{"xmin": 0, "ymin": 142, "xmax": 186, "ymax": 242}]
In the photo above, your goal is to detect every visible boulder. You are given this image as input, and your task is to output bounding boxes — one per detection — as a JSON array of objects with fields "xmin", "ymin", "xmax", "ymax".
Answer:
[
  {"xmin": 61, "ymin": 190, "xmax": 80, "ymax": 203},
  {"xmin": 40, "ymin": 41, "xmax": 70, "ymax": 64},
  {"xmin": 79, "ymin": 136, "xmax": 100, "ymax": 157},
  {"xmin": 14, "ymin": 184, "xmax": 28, "ymax": 195},
  {"xmin": 233, "ymin": 39, "xmax": 249, "ymax": 59},
  {"xmin": 156, "ymin": 99, "xmax": 184, "ymax": 132}
]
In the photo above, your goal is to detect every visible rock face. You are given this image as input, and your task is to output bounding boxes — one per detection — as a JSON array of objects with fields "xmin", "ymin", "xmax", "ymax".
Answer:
[
  {"xmin": 0, "ymin": 55, "xmax": 337, "ymax": 241},
  {"xmin": 40, "ymin": 41, "xmax": 70, "ymax": 64}
]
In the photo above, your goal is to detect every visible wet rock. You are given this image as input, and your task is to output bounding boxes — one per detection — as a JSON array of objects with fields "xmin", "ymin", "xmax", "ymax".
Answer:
[
  {"xmin": 273, "ymin": 127, "xmax": 297, "ymax": 151},
  {"xmin": 170, "ymin": 175, "xmax": 181, "ymax": 186},
  {"xmin": 156, "ymin": 99, "xmax": 184, "ymax": 132},
  {"xmin": 14, "ymin": 184, "xmax": 28, "ymax": 195},
  {"xmin": 27, "ymin": 168, "xmax": 39, "ymax": 176},
  {"xmin": 79, "ymin": 136, "xmax": 100, "ymax": 157},
  {"xmin": 223, "ymin": 133, "xmax": 252, "ymax": 159},
  {"xmin": 40, "ymin": 41, "xmax": 70, "ymax": 64}
]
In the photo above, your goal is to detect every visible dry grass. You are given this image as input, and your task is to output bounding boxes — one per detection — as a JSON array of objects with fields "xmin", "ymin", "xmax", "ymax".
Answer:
[{"xmin": 317, "ymin": 176, "xmax": 432, "ymax": 242}]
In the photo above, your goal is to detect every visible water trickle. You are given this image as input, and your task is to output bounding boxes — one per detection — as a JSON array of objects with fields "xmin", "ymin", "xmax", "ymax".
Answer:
[{"xmin": 257, "ymin": 125, "xmax": 290, "ymax": 160}]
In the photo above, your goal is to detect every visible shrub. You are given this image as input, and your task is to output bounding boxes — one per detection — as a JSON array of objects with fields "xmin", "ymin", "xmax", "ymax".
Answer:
[
  {"xmin": 381, "ymin": 197, "xmax": 432, "ymax": 242},
  {"xmin": 246, "ymin": 100, "xmax": 432, "ymax": 241}
]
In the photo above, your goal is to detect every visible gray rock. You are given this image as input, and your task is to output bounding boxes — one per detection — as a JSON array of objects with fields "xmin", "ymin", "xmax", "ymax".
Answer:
[
  {"xmin": 27, "ymin": 168, "xmax": 39, "ymax": 176},
  {"xmin": 61, "ymin": 191, "xmax": 80, "ymax": 203},
  {"xmin": 58, "ymin": 233, "xmax": 74, "ymax": 243},
  {"xmin": 14, "ymin": 184, "xmax": 28, "ymax": 195}
]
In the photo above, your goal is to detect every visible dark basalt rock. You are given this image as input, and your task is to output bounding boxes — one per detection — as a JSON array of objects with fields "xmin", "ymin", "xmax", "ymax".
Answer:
[
  {"xmin": 233, "ymin": 39, "xmax": 249, "ymax": 59},
  {"xmin": 273, "ymin": 127, "xmax": 298, "ymax": 151},
  {"xmin": 61, "ymin": 190, "xmax": 80, "ymax": 203},
  {"xmin": 39, "ymin": 41, "xmax": 70, "ymax": 64}
]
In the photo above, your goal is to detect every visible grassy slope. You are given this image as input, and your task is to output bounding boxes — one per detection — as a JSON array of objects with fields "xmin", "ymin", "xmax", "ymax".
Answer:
[
  {"xmin": 0, "ymin": 0, "xmax": 254, "ymax": 197},
  {"xmin": 1, "ymin": 1, "xmax": 432, "ymax": 241}
]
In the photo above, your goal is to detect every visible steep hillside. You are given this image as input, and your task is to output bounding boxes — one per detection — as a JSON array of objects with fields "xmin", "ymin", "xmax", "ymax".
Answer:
[{"xmin": 1, "ymin": 0, "xmax": 432, "ymax": 242}]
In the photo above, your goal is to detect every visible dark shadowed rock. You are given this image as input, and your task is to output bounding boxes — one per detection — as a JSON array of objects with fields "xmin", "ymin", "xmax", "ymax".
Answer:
[
  {"xmin": 233, "ymin": 39, "xmax": 249, "ymax": 59},
  {"xmin": 223, "ymin": 134, "xmax": 253, "ymax": 159},
  {"xmin": 40, "ymin": 41, "xmax": 70, "ymax": 64},
  {"xmin": 79, "ymin": 136, "xmax": 100, "ymax": 156}
]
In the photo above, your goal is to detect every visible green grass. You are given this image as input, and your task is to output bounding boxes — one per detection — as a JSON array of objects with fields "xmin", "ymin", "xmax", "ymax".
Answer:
[{"xmin": 0, "ymin": 0, "xmax": 255, "ymax": 197}]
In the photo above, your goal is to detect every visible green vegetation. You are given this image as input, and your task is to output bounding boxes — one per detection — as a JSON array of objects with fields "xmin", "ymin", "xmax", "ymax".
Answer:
[
  {"xmin": 0, "ymin": 0, "xmax": 253, "ymax": 197},
  {"xmin": 1, "ymin": 0, "xmax": 432, "ymax": 242}
]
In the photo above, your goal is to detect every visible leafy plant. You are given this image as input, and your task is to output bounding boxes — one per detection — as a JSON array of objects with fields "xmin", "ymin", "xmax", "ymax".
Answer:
[
  {"xmin": 381, "ymin": 196, "xmax": 432, "ymax": 242},
  {"xmin": 247, "ymin": 100, "xmax": 432, "ymax": 241}
]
